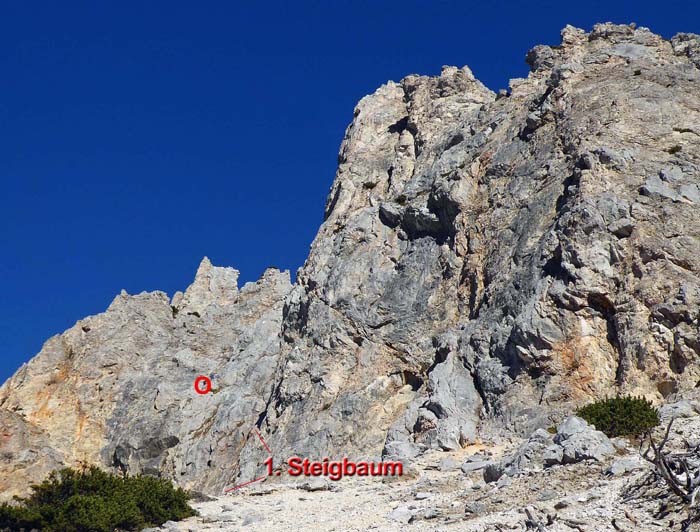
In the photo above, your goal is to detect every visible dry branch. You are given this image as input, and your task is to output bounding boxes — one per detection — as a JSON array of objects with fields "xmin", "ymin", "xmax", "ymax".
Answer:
[{"xmin": 640, "ymin": 419, "xmax": 700, "ymax": 504}]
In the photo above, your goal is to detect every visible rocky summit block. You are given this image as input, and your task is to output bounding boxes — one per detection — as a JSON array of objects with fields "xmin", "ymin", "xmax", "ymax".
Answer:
[{"xmin": 2, "ymin": 22, "xmax": 700, "ymax": 499}]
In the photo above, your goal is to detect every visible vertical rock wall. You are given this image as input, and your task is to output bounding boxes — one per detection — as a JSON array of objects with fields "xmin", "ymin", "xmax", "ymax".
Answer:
[{"xmin": 1, "ymin": 23, "xmax": 699, "ymax": 498}]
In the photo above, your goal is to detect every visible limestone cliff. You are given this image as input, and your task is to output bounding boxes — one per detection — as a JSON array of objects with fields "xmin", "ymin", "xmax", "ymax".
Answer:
[
  {"xmin": 2, "ymin": 23, "xmax": 699, "ymax": 500},
  {"xmin": 0, "ymin": 260, "xmax": 292, "ymax": 498}
]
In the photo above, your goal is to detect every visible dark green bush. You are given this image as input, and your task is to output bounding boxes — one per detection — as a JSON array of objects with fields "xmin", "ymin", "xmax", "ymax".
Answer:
[
  {"xmin": 576, "ymin": 395, "xmax": 660, "ymax": 437},
  {"xmin": 0, "ymin": 466, "xmax": 196, "ymax": 532}
]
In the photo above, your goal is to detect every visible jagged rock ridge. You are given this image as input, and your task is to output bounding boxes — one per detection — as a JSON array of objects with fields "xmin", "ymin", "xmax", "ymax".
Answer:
[
  {"xmin": 1, "ymin": 23, "xmax": 699, "ymax": 500},
  {"xmin": 1, "ymin": 259, "xmax": 292, "ymax": 497}
]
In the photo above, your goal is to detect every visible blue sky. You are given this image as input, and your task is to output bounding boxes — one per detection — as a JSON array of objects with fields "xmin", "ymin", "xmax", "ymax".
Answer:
[{"xmin": 1, "ymin": 1, "xmax": 698, "ymax": 383}]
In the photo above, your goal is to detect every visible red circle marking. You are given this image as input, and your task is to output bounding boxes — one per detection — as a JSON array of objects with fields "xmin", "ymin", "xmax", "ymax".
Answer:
[{"xmin": 194, "ymin": 376, "xmax": 212, "ymax": 395}]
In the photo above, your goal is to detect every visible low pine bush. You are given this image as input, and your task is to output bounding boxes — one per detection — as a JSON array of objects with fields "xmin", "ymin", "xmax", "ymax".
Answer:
[
  {"xmin": 0, "ymin": 466, "xmax": 196, "ymax": 532},
  {"xmin": 576, "ymin": 395, "xmax": 660, "ymax": 437}
]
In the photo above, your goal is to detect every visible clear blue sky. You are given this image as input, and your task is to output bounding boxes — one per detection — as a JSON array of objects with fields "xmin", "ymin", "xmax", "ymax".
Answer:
[{"xmin": 1, "ymin": 1, "xmax": 697, "ymax": 383}]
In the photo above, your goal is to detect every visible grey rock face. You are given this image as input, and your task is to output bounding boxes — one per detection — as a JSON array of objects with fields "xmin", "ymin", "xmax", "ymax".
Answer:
[
  {"xmin": 672, "ymin": 33, "xmax": 700, "ymax": 69},
  {"xmin": 0, "ymin": 409, "xmax": 65, "ymax": 498},
  {"xmin": 2, "ymin": 22, "xmax": 700, "ymax": 498},
  {"xmin": 242, "ymin": 23, "xmax": 700, "ymax": 480},
  {"xmin": 0, "ymin": 259, "xmax": 292, "ymax": 499}
]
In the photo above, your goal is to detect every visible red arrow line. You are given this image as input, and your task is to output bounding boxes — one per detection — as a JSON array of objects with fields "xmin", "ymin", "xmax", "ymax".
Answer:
[
  {"xmin": 224, "ymin": 476, "xmax": 266, "ymax": 493},
  {"xmin": 255, "ymin": 429, "xmax": 272, "ymax": 454}
]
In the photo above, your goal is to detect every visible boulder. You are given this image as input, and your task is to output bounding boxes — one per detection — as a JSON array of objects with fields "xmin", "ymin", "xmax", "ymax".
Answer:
[
  {"xmin": 659, "ymin": 400, "xmax": 700, "ymax": 421},
  {"xmin": 554, "ymin": 416, "xmax": 615, "ymax": 464},
  {"xmin": 605, "ymin": 457, "xmax": 646, "ymax": 476}
]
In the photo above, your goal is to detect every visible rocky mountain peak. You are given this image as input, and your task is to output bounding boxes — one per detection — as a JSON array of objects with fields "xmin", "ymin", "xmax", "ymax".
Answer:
[
  {"xmin": 171, "ymin": 256, "xmax": 241, "ymax": 314},
  {"xmin": 1, "ymin": 23, "xmax": 699, "ymax": 509}
]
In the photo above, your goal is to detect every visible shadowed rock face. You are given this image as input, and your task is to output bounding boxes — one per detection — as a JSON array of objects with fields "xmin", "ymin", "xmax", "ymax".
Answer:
[
  {"xmin": 2, "ymin": 23, "xmax": 700, "ymax": 498},
  {"xmin": 240, "ymin": 22, "xmax": 700, "ymax": 478}
]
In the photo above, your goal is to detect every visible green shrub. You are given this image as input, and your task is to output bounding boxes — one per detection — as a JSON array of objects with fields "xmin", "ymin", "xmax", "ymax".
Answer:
[
  {"xmin": 0, "ymin": 466, "xmax": 196, "ymax": 532},
  {"xmin": 576, "ymin": 395, "xmax": 660, "ymax": 437}
]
